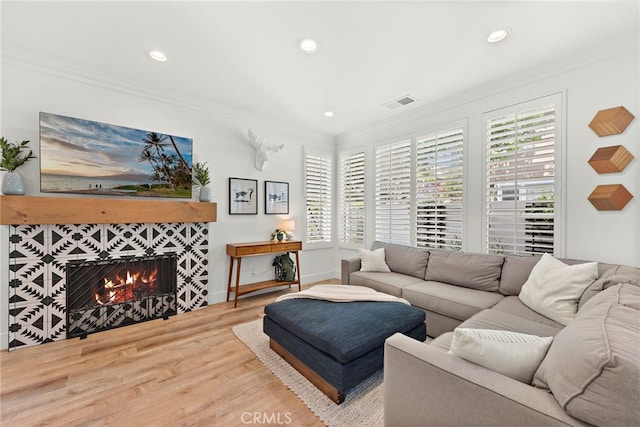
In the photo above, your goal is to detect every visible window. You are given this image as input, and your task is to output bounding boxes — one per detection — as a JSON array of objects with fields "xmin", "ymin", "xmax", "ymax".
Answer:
[
  {"xmin": 484, "ymin": 95, "xmax": 561, "ymax": 255},
  {"xmin": 416, "ymin": 127, "xmax": 464, "ymax": 250},
  {"xmin": 338, "ymin": 150, "xmax": 365, "ymax": 245},
  {"xmin": 375, "ymin": 139, "xmax": 411, "ymax": 245},
  {"xmin": 305, "ymin": 151, "xmax": 332, "ymax": 244}
]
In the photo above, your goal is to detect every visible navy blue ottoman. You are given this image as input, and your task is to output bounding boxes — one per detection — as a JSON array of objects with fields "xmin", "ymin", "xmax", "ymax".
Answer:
[{"xmin": 263, "ymin": 299, "xmax": 426, "ymax": 403}]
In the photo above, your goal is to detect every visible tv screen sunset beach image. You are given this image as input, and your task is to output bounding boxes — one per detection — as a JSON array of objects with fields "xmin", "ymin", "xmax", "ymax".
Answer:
[{"xmin": 39, "ymin": 112, "xmax": 193, "ymax": 198}]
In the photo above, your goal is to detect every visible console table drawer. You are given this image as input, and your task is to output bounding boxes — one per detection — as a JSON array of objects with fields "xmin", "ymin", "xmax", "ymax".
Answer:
[
  {"xmin": 235, "ymin": 245, "xmax": 271, "ymax": 256},
  {"xmin": 272, "ymin": 242, "xmax": 301, "ymax": 252}
]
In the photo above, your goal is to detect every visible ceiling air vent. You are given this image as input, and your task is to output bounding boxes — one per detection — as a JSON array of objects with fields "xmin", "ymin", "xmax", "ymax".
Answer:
[{"xmin": 383, "ymin": 95, "xmax": 417, "ymax": 110}]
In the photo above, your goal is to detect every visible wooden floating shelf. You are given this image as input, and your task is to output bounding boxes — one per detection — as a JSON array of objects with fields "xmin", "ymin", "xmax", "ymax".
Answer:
[
  {"xmin": 0, "ymin": 195, "xmax": 217, "ymax": 225},
  {"xmin": 588, "ymin": 106, "xmax": 635, "ymax": 137},
  {"xmin": 587, "ymin": 184, "xmax": 633, "ymax": 211},
  {"xmin": 588, "ymin": 145, "xmax": 634, "ymax": 174}
]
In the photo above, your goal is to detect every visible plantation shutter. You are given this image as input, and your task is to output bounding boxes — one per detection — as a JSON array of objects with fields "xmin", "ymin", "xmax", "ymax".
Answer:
[
  {"xmin": 305, "ymin": 152, "xmax": 332, "ymax": 244},
  {"xmin": 375, "ymin": 139, "xmax": 411, "ymax": 245},
  {"xmin": 339, "ymin": 151, "xmax": 365, "ymax": 245},
  {"xmin": 485, "ymin": 102, "xmax": 557, "ymax": 255},
  {"xmin": 416, "ymin": 127, "xmax": 464, "ymax": 250}
]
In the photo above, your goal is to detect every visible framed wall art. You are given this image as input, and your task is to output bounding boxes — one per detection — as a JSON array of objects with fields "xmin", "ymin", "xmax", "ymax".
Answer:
[
  {"xmin": 265, "ymin": 180, "xmax": 289, "ymax": 214},
  {"xmin": 39, "ymin": 112, "xmax": 193, "ymax": 198},
  {"xmin": 229, "ymin": 177, "xmax": 258, "ymax": 215}
]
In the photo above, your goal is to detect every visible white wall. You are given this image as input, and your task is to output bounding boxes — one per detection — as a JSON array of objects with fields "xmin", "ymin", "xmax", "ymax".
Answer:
[
  {"xmin": 0, "ymin": 51, "xmax": 336, "ymax": 349},
  {"xmin": 337, "ymin": 34, "xmax": 639, "ymax": 269}
]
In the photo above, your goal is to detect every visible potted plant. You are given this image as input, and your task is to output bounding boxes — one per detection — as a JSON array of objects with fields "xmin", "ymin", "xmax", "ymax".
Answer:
[
  {"xmin": 0, "ymin": 137, "xmax": 36, "ymax": 195},
  {"xmin": 192, "ymin": 162, "xmax": 211, "ymax": 202}
]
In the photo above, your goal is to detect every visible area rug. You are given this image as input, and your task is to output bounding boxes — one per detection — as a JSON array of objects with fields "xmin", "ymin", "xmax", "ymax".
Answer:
[{"xmin": 232, "ymin": 318, "xmax": 384, "ymax": 427}]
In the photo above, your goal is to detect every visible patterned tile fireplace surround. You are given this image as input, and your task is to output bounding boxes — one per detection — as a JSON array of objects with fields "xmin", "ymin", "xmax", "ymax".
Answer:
[
  {"xmin": 7, "ymin": 221, "xmax": 210, "ymax": 351},
  {"xmin": 0, "ymin": 196, "xmax": 216, "ymax": 351}
]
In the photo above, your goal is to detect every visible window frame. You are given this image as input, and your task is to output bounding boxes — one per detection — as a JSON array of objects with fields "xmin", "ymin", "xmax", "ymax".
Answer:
[
  {"xmin": 303, "ymin": 148, "xmax": 334, "ymax": 249},
  {"xmin": 338, "ymin": 148, "xmax": 366, "ymax": 249},
  {"xmin": 373, "ymin": 136, "xmax": 414, "ymax": 246},
  {"xmin": 481, "ymin": 92, "xmax": 565, "ymax": 256},
  {"xmin": 415, "ymin": 123, "xmax": 466, "ymax": 251}
]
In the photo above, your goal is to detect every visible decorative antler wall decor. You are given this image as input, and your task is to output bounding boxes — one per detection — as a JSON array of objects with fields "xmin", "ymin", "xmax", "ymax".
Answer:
[{"xmin": 248, "ymin": 129, "xmax": 284, "ymax": 171}]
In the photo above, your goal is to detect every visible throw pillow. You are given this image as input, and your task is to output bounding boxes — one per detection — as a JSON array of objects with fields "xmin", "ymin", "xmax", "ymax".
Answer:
[
  {"xmin": 519, "ymin": 253, "xmax": 598, "ymax": 325},
  {"xmin": 359, "ymin": 248, "xmax": 391, "ymax": 272},
  {"xmin": 448, "ymin": 328, "xmax": 553, "ymax": 384}
]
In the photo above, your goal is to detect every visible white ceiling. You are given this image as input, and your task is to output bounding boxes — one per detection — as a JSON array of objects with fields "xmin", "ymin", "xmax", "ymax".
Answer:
[{"xmin": 2, "ymin": 1, "xmax": 639, "ymax": 136}]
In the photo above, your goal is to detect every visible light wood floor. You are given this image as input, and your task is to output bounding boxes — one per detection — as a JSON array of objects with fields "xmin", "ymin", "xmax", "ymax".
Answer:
[{"xmin": 1, "ymin": 281, "xmax": 339, "ymax": 426}]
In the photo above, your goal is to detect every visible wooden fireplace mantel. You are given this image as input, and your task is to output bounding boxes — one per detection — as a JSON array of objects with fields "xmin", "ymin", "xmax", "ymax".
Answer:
[{"xmin": 0, "ymin": 195, "xmax": 217, "ymax": 225}]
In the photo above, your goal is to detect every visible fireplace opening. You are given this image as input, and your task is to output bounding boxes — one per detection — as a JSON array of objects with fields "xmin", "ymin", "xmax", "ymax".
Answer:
[{"xmin": 66, "ymin": 254, "xmax": 177, "ymax": 339}]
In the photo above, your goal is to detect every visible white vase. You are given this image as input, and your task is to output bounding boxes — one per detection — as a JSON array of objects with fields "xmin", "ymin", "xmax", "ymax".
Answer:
[
  {"xmin": 199, "ymin": 186, "xmax": 211, "ymax": 202},
  {"xmin": 1, "ymin": 170, "xmax": 26, "ymax": 195}
]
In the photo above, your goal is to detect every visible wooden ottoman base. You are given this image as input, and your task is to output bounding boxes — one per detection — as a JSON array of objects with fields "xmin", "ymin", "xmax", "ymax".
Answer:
[{"xmin": 270, "ymin": 338, "xmax": 344, "ymax": 404}]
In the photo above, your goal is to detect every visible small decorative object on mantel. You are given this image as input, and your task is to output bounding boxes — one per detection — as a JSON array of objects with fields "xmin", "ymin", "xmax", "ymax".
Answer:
[
  {"xmin": 0, "ymin": 137, "xmax": 36, "ymax": 195},
  {"xmin": 192, "ymin": 161, "xmax": 211, "ymax": 202},
  {"xmin": 588, "ymin": 145, "xmax": 634, "ymax": 174},
  {"xmin": 588, "ymin": 184, "xmax": 633, "ymax": 211},
  {"xmin": 248, "ymin": 129, "xmax": 284, "ymax": 171},
  {"xmin": 588, "ymin": 106, "xmax": 635, "ymax": 137}
]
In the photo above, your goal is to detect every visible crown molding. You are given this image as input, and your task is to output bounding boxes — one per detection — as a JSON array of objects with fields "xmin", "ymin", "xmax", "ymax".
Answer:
[
  {"xmin": 1, "ymin": 47, "xmax": 334, "ymax": 142},
  {"xmin": 339, "ymin": 31, "xmax": 639, "ymax": 143}
]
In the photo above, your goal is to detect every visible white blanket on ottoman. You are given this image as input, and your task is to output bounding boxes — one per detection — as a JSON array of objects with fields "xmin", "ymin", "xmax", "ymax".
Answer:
[{"xmin": 275, "ymin": 284, "xmax": 410, "ymax": 305}]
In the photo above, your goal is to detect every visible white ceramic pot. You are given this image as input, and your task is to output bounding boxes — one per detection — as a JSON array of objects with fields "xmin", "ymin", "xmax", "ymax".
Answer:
[
  {"xmin": 1, "ymin": 170, "xmax": 26, "ymax": 195},
  {"xmin": 199, "ymin": 186, "xmax": 211, "ymax": 202}
]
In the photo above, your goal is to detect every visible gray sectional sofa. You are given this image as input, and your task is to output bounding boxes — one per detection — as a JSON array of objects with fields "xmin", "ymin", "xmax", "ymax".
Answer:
[{"xmin": 341, "ymin": 241, "xmax": 640, "ymax": 427}]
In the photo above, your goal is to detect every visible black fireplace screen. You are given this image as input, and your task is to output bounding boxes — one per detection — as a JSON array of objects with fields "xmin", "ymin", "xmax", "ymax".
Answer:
[{"xmin": 66, "ymin": 254, "xmax": 177, "ymax": 338}]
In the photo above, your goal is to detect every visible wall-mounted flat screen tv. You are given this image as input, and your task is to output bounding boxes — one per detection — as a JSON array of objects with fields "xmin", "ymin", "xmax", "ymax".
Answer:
[{"xmin": 40, "ymin": 112, "xmax": 193, "ymax": 198}]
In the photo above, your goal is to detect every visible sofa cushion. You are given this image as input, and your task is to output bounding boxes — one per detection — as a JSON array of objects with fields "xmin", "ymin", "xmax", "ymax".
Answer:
[
  {"xmin": 579, "ymin": 280, "xmax": 640, "ymax": 313},
  {"xmin": 532, "ymin": 284, "xmax": 640, "ymax": 427},
  {"xmin": 579, "ymin": 264, "xmax": 640, "ymax": 309},
  {"xmin": 371, "ymin": 241, "xmax": 429, "ymax": 279},
  {"xmin": 424, "ymin": 251, "xmax": 504, "ymax": 292},
  {"xmin": 430, "ymin": 332, "xmax": 454, "ymax": 352},
  {"xmin": 349, "ymin": 271, "xmax": 425, "ymax": 298},
  {"xmin": 458, "ymin": 308, "xmax": 563, "ymax": 338},
  {"xmin": 402, "ymin": 281, "xmax": 504, "ymax": 321},
  {"xmin": 519, "ymin": 254, "xmax": 598, "ymax": 325},
  {"xmin": 449, "ymin": 328, "xmax": 553, "ymax": 384},
  {"xmin": 492, "ymin": 296, "xmax": 564, "ymax": 329},
  {"xmin": 499, "ymin": 255, "xmax": 541, "ymax": 296},
  {"xmin": 359, "ymin": 247, "xmax": 391, "ymax": 272}
]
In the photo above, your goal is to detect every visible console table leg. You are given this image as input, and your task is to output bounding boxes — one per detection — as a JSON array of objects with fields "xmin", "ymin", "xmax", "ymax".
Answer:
[
  {"xmin": 295, "ymin": 250, "xmax": 301, "ymax": 292},
  {"xmin": 234, "ymin": 257, "xmax": 242, "ymax": 308},
  {"xmin": 227, "ymin": 257, "xmax": 235, "ymax": 302}
]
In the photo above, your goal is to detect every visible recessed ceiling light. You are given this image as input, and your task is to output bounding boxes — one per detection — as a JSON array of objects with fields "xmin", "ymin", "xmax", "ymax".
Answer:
[
  {"xmin": 147, "ymin": 50, "xmax": 168, "ymax": 62},
  {"xmin": 298, "ymin": 38, "xmax": 319, "ymax": 53},
  {"xmin": 324, "ymin": 111, "xmax": 334, "ymax": 117},
  {"xmin": 487, "ymin": 29, "xmax": 510, "ymax": 43}
]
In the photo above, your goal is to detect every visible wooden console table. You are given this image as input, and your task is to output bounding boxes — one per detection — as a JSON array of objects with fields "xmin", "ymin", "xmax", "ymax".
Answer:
[{"xmin": 226, "ymin": 240, "xmax": 302, "ymax": 307}]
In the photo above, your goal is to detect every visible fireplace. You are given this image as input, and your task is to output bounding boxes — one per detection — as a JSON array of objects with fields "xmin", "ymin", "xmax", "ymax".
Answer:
[
  {"xmin": 8, "ymin": 221, "xmax": 210, "ymax": 350},
  {"xmin": 66, "ymin": 254, "xmax": 177, "ymax": 338}
]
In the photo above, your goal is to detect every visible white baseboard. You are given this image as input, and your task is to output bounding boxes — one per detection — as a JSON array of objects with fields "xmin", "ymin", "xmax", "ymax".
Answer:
[{"xmin": 302, "ymin": 272, "xmax": 339, "ymax": 285}]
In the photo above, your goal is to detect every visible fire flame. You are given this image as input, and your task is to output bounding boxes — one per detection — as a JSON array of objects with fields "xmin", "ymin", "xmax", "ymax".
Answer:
[{"xmin": 94, "ymin": 268, "xmax": 159, "ymax": 306}]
